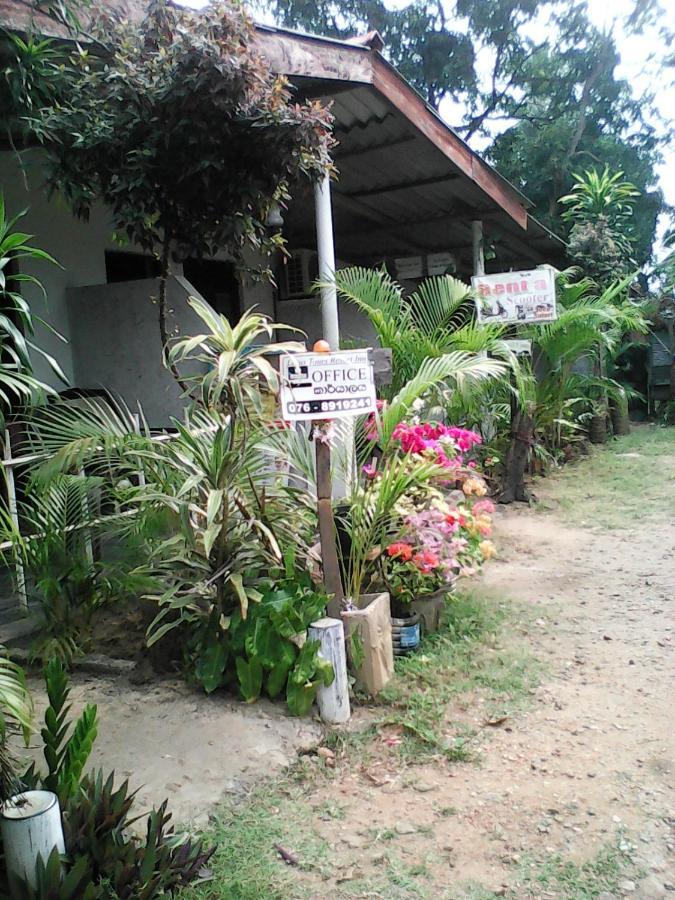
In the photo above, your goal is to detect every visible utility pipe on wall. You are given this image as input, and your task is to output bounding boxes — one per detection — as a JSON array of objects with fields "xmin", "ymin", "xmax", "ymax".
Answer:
[{"xmin": 314, "ymin": 172, "xmax": 340, "ymax": 351}]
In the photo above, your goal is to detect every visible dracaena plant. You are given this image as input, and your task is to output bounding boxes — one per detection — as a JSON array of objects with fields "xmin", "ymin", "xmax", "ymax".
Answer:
[
  {"xmin": 23, "ymin": 302, "xmax": 321, "ymax": 706},
  {"xmin": 0, "ymin": 195, "xmax": 67, "ymax": 423}
]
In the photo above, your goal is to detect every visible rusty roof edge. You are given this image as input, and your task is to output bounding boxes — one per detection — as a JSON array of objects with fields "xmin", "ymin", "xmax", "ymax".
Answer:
[
  {"xmin": 254, "ymin": 24, "xmax": 536, "ymax": 217},
  {"xmin": 527, "ymin": 213, "xmax": 567, "ymax": 247},
  {"xmin": 366, "ymin": 47, "xmax": 534, "ymax": 212}
]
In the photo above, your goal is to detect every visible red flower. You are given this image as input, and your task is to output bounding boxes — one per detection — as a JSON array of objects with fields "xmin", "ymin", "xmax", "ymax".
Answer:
[
  {"xmin": 386, "ymin": 542, "xmax": 413, "ymax": 561},
  {"xmin": 445, "ymin": 510, "xmax": 467, "ymax": 527},
  {"xmin": 413, "ymin": 550, "xmax": 440, "ymax": 573}
]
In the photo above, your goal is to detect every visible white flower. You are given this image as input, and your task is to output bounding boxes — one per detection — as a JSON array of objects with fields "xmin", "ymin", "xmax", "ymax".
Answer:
[{"xmin": 412, "ymin": 398, "xmax": 425, "ymax": 412}]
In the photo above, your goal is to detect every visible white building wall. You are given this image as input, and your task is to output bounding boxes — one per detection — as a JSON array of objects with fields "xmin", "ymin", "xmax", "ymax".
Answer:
[
  {"xmin": 1, "ymin": 149, "xmax": 114, "ymax": 388},
  {"xmin": 67, "ymin": 276, "xmax": 206, "ymax": 428}
]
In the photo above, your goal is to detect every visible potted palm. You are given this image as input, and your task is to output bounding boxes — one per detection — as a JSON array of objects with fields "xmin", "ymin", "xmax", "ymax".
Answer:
[{"xmin": 336, "ymin": 456, "xmax": 445, "ymax": 693}]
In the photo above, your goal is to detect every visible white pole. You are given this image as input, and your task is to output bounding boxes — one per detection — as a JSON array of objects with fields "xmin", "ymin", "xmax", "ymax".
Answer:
[
  {"xmin": 472, "ymin": 219, "xmax": 485, "ymax": 276},
  {"xmin": 3, "ymin": 430, "xmax": 27, "ymax": 612},
  {"xmin": 314, "ymin": 172, "xmax": 340, "ymax": 351},
  {"xmin": 308, "ymin": 617, "xmax": 350, "ymax": 723},
  {"xmin": 472, "ymin": 220, "xmax": 488, "ymax": 360}
]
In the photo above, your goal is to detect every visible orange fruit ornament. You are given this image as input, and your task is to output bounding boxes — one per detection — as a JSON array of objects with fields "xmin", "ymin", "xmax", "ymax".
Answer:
[{"xmin": 313, "ymin": 339, "xmax": 331, "ymax": 353}]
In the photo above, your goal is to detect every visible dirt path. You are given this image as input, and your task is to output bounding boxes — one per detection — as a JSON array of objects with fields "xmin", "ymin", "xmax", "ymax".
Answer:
[{"xmin": 253, "ymin": 427, "xmax": 675, "ymax": 900}]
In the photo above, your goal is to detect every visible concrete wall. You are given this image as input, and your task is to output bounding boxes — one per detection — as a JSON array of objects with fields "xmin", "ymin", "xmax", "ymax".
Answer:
[
  {"xmin": 1, "ymin": 149, "xmax": 115, "ymax": 388},
  {"xmin": 68, "ymin": 276, "xmax": 205, "ymax": 427},
  {"xmin": 275, "ymin": 295, "xmax": 376, "ymax": 348}
]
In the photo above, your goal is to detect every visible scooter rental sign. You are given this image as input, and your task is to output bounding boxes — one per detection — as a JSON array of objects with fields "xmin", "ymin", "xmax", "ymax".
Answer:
[
  {"xmin": 472, "ymin": 267, "xmax": 557, "ymax": 324},
  {"xmin": 280, "ymin": 349, "xmax": 377, "ymax": 421}
]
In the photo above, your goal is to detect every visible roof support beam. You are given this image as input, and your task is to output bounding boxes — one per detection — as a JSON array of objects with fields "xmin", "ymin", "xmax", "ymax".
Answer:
[
  {"xmin": 334, "ymin": 134, "xmax": 417, "ymax": 161},
  {"xmin": 370, "ymin": 57, "xmax": 529, "ymax": 229},
  {"xmin": 340, "ymin": 173, "xmax": 460, "ymax": 200}
]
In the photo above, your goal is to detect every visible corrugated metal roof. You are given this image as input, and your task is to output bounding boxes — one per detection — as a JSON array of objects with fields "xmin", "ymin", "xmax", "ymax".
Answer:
[{"xmin": 1, "ymin": 0, "xmax": 565, "ymax": 269}]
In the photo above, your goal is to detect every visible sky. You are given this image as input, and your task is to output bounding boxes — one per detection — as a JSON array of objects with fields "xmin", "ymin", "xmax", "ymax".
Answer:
[{"xmin": 180, "ymin": 0, "xmax": 674, "ymax": 256}]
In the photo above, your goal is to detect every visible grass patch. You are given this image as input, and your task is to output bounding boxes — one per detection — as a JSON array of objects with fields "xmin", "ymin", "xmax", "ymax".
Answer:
[
  {"xmin": 375, "ymin": 589, "xmax": 541, "ymax": 763},
  {"xmin": 180, "ymin": 781, "xmax": 330, "ymax": 899},
  {"xmin": 539, "ymin": 424, "xmax": 675, "ymax": 529},
  {"xmin": 516, "ymin": 837, "xmax": 642, "ymax": 899},
  {"xmin": 183, "ymin": 590, "xmax": 538, "ymax": 898}
]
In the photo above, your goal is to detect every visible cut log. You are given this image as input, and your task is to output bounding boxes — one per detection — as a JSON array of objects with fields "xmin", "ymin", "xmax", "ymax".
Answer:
[{"xmin": 308, "ymin": 618, "xmax": 351, "ymax": 723}]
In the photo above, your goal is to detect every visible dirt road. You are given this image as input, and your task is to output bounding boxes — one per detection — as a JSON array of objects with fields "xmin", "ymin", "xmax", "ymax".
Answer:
[{"xmin": 250, "ymin": 427, "xmax": 675, "ymax": 900}]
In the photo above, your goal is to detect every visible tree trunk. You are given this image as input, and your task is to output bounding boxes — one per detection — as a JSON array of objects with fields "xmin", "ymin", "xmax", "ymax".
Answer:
[
  {"xmin": 157, "ymin": 237, "xmax": 191, "ymax": 395},
  {"xmin": 498, "ymin": 402, "xmax": 535, "ymax": 504}
]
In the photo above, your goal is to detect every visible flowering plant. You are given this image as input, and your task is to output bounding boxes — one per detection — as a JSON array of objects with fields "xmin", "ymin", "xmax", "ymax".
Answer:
[
  {"xmin": 378, "ymin": 490, "xmax": 496, "ymax": 608},
  {"xmin": 391, "ymin": 421, "xmax": 482, "ymax": 471}
]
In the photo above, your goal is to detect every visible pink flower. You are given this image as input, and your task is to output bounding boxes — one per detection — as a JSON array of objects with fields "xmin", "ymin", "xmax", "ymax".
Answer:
[
  {"xmin": 365, "ymin": 400, "xmax": 386, "ymax": 441},
  {"xmin": 362, "ymin": 463, "xmax": 377, "ymax": 479},
  {"xmin": 472, "ymin": 499, "xmax": 495, "ymax": 515}
]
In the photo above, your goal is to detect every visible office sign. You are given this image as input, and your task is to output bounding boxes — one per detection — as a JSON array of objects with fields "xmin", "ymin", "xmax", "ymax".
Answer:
[
  {"xmin": 473, "ymin": 268, "xmax": 557, "ymax": 324},
  {"xmin": 280, "ymin": 349, "xmax": 377, "ymax": 421}
]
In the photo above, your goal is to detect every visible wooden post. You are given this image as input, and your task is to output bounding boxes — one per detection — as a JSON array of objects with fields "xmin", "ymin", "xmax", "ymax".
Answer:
[
  {"xmin": 308, "ymin": 617, "xmax": 350, "ymax": 723},
  {"xmin": 315, "ymin": 438, "xmax": 344, "ymax": 617},
  {"xmin": 311, "ymin": 339, "xmax": 345, "ymax": 617}
]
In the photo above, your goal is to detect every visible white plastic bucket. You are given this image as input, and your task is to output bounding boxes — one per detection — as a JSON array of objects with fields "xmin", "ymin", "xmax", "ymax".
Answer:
[{"xmin": 1, "ymin": 790, "xmax": 65, "ymax": 891}]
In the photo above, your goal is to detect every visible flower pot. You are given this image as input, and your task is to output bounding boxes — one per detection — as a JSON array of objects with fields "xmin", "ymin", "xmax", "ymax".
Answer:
[
  {"xmin": 410, "ymin": 589, "xmax": 449, "ymax": 636},
  {"xmin": 1, "ymin": 791, "xmax": 65, "ymax": 892},
  {"xmin": 341, "ymin": 592, "xmax": 394, "ymax": 695},
  {"xmin": 391, "ymin": 610, "xmax": 421, "ymax": 656},
  {"xmin": 589, "ymin": 413, "xmax": 608, "ymax": 444}
]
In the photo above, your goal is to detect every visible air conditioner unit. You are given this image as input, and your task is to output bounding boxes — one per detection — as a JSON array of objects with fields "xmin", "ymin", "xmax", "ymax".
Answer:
[{"xmin": 279, "ymin": 249, "xmax": 319, "ymax": 300}]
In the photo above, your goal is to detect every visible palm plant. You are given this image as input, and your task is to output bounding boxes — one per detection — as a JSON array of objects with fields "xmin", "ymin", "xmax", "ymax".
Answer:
[
  {"xmin": 525, "ymin": 272, "xmax": 648, "ymax": 452},
  {"xmin": 559, "ymin": 168, "xmax": 640, "ymax": 282},
  {"xmin": 0, "ymin": 652, "xmax": 32, "ymax": 801},
  {"xmin": 0, "ymin": 194, "xmax": 66, "ymax": 421},
  {"xmin": 0, "ymin": 472, "xmax": 149, "ymax": 664},
  {"xmin": 329, "ymin": 267, "xmax": 515, "ymax": 401}
]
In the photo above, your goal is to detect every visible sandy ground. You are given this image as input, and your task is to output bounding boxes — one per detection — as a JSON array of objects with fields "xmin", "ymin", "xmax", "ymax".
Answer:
[
  {"xmin": 24, "ymin": 677, "xmax": 322, "ymax": 828},
  {"xmin": 19, "ymin": 434, "xmax": 675, "ymax": 898},
  {"xmin": 289, "ymin": 450, "xmax": 675, "ymax": 898}
]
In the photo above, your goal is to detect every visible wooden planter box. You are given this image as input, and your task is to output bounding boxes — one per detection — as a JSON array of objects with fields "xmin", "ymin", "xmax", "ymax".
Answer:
[{"xmin": 341, "ymin": 592, "xmax": 394, "ymax": 696}]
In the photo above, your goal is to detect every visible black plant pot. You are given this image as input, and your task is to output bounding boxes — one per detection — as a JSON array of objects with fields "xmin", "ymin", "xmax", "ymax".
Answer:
[{"xmin": 391, "ymin": 610, "xmax": 421, "ymax": 656}]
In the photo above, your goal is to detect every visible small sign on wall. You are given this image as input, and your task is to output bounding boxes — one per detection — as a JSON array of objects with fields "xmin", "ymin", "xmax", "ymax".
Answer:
[
  {"xmin": 280, "ymin": 349, "xmax": 377, "ymax": 421},
  {"xmin": 472, "ymin": 268, "xmax": 557, "ymax": 324},
  {"xmin": 394, "ymin": 256, "xmax": 423, "ymax": 280}
]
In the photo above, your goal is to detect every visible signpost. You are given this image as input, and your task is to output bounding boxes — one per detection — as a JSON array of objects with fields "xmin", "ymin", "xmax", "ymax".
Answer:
[
  {"xmin": 472, "ymin": 267, "xmax": 556, "ymax": 325},
  {"xmin": 279, "ymin": 343, "xmax": 383, "ymax": 724},
  {"xmin": 472, "ymin": 267, "xmax": 558, "ymax": 502},
  {"xmin": 280, "ymin": 349, "xmax": 377, "ymax": 422},
  {"xmin": 281, "ymin": 345, "xmax": 379, "ymax": 618}
]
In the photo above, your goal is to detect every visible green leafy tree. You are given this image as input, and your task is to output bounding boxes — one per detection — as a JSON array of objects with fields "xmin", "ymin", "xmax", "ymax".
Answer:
[
  {"xmin": 21, "ymin": 0, "xmax": 332, "ymax": 384},
  {"xmin": 559, "ymin": 167, "xmax": 641, "ymax": 282}
]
